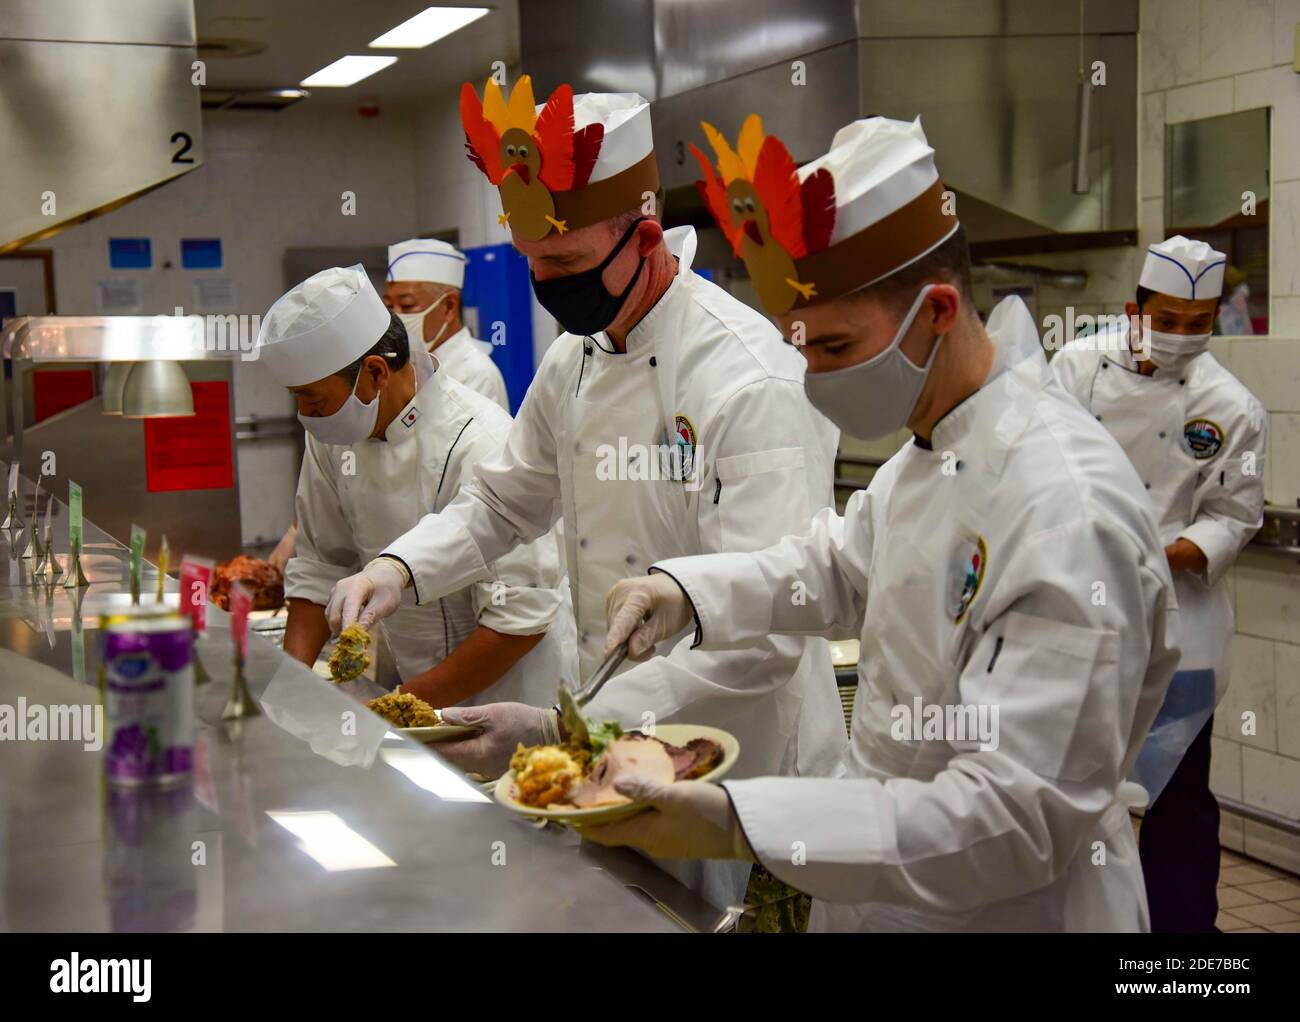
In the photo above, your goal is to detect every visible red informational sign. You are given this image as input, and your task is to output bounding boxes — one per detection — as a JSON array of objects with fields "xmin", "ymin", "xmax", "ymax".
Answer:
[
  {"xmin": 179, "ymin": 555, "xmax": 215, "ymax": 633},
  {"xmin": 230, "ymin": 581, "xmax": 252, "ymax": 660},
  {"xmin": 32, "ymin": 369, "xmax": 94, "ymax": 422},
  {"xmin": 142, "ymin": 380, "xmax": 234, "ymax": 492}
]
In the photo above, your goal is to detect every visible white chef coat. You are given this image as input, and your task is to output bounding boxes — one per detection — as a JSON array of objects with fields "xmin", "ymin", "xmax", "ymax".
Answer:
[
  {"xmin": 1051, "ymin": 327, "xmax": 1266, "ymax": 704},
  {"xmin": 385, "ymin": 227, "xmax": 847, "ymax": 906},
  {"xmin": 285, "ymin": 352, "xmax": 571, "ymax": 706},
  {"xmin": 653, "ymin": 297, "xmax": 1181, "ymax": 931},
  {"xmin": 433, "ymin": 326, "xmax": 509, "ymax": 411}
]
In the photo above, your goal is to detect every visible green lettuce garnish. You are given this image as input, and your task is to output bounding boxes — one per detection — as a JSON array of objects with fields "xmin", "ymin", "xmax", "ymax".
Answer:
[{"xmin": 586, "ymin": 718, "xmax": 624, "ymax": 759}]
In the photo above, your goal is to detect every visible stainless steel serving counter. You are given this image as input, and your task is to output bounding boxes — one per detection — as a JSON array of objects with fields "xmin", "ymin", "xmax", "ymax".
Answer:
[{"xmin": 0, "ymin": 472, "xmax": 723, "ymax": 932}]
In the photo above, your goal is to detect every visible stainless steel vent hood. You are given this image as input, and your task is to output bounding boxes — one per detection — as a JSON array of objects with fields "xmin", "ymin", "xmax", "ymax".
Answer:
[
  {"xmin": 0, "ymin": 0, "xmax": 204, "ymax": 253},
  {"xmin": 519, "ymin": 0, "xmax": 1138, "ymax": 253}
]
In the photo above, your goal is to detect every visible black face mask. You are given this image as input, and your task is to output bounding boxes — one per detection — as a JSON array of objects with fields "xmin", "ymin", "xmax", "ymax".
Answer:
[{"xmin": 530, "ymin": 217, "xmax": 647, "ymax": 336}]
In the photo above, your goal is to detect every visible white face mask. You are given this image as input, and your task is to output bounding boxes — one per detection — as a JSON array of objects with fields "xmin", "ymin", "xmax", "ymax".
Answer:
[
  {"xmin": 395, "ymin": 293, "xmax": 450, "ymax": 351},
  {"xmin": 803, "ymin": 284, "xmax": 945, "ymax": 441},
  {"xmin": 298, "ymin": 370, "xmax": 380, "ymax": 445},
  {"xmin": 1141, "ymin": 327, "xmax": 1211, "ymax": 374}
]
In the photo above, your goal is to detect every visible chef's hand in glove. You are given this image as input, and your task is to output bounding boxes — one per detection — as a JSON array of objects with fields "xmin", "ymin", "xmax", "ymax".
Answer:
[
  {"xmin": 577, "ymin": 779, "xmax": 755, "ymax": 861},
  {"xmin": 326, "ymin": 557, "xmax": 406, "ymax": 632},
  {"xmin": 436, "ymin": 702, "xmax": 561, "ymax": 778},
  {"xmin": 604, "ymin": 571, "xmax": 694, "ymax": 661}
]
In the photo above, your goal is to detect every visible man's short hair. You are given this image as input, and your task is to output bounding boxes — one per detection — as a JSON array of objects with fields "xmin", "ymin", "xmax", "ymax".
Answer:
[
  {"xmin": 336, "ymin": 311, "xmax": 410, "ymax": 383},
  {"xmin": 607, "ymin": 189, "xmax": 666, "ymax": 237},
  {"xmin": 848, "ymin": 223, "xmax": 975, "ymax": 315},
  {"xmin": 1134, "ymin": 285, "xmax": 1155, "ymax": 311}
]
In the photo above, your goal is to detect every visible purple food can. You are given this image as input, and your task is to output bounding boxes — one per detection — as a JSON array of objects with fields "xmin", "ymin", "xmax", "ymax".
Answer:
[{"xmin": 103, "ymin": 616, "xmax": 194, "ymax": 787}]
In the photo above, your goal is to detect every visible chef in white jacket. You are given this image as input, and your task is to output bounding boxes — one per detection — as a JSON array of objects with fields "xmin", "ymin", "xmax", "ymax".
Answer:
[
  {"xmin": 590, "ymin": 116, "xmax": 1181, "ymax": 932},
  {"xmin": 325, "ymin": 83, "xmax": 846, "ymax": 908},
  {"xmin": 384, "ymin": 238, "xmax": 509, "ymax": 410},
  {"xmin": 259, "ymin": 265, "xmax": 570, "ymax": 707},
  {"xmin": 1051, "ymin": 236, "xmax": 1266, "ymax": 932},
  {"xmin": 266, "ymin": 240, "xmax": 510, "ymax": 571}
]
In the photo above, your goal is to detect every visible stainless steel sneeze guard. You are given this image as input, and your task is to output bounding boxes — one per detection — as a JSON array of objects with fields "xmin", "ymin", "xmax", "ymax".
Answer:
[{"xmin": 0, "ymin": 466, "xmax": 718, "ymax": 932}]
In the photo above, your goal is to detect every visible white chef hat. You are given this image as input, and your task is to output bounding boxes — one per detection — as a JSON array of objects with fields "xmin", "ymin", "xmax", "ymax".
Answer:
[
  {"xmin": 570, "ymin": 92, "xmax": 653, "ymax": 186},
  {"xmin": 255, "ymin": 265, "xmax": 392, "ymax": 387},
  {"xmin": 461, "ymin": 75, "xmax": 659, "ymax": 239},
  {"xmin": 692, "ymin": 113, "xmax": 959, "ymax": 315},
  {"xmin": 386, "ymin": 238, "xmax": 467, "ymax": 289},
  {"xmin": 1139, "ymin": 235, "xmax": 1227, "ymax": 301},
  {"xmin": 805, "ymin": 117, "xmax": 951, "ymax": 248}
]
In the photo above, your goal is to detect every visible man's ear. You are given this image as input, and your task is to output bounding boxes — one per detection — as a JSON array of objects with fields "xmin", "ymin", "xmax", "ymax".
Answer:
[
  {"xmin": 635, "ymin": 218, "xmax": 664, "ymax": 257},
  {"xmin": 445, "ymin": 289, "xmax": 462, "ymax": 319},
  {"xmin": 362, "ymin": 354, "xmax": 390, "ymax": 392},
  {"xmin": 927, "ymin": 284, "xmax": 963, "ymax": 335}
]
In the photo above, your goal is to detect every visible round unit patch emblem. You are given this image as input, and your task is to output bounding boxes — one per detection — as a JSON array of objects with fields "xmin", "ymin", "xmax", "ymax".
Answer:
[
  {"xmin": 665, "ymin": 413, "xmax": 696, "ymax": 481},
  {"xmin": 948, "ymin": 535, "xmax": 987, "ymax": 623},
  {"xmin": 1183, "ymin": 417, "xmax": 1224, "ymax": 460}
]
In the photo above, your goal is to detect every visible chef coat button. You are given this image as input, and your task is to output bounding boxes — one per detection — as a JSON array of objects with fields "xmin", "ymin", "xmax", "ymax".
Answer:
[
  {"xmin": 580, "ymin": 632, "xmax": 590, "ymax": 644},
  {"xmin": 1179, "ymin": 379, "xmax": 1186, "ymax": 386},
  {"xmin": 649, "ymin": 356, "xmax": 657, "ymax": 367},
  {"xmin": 584, "ymin": 345, "xmax": 593, "ymax": 356},
  {"xmin": 626, "ymin": 554, "xmax": 637, "ymax": 566},
  {"xmin": 1159, "ymin": 431, "xmax": 1166, "ymax": 439},
  {"xmin": 1100, "ymin": 361, "xmax": 1107, "ymax": 369},
  {"xmin": 955, "ymin": 460, "xmax": 965, "ymax": 472},
  {"xmin": 1095, "ymin": 415, "xmax": 1102, "ymax": 421},
  {"xmin": 579, "ymin": 537, "xmax": 588, "ymax": 549},
  {"xmin": 1144, "ymin": 482, "xmax": 1151, "ymax": 490}
]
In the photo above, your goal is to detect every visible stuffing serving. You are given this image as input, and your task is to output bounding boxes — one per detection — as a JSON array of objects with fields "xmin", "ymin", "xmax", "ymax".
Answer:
[
  {"xmin": 329, "ymin": 624, "xmax": 372, "ymax": 683},
  {"xmin": 367, "ymin": 691, "xmax": 442, "ymax": 728}
]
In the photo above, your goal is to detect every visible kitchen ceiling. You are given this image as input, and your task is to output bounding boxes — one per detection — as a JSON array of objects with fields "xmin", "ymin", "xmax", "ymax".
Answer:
[{"xmin": 193, "ymin": 0, "xmax": 518, "ymax": 106}]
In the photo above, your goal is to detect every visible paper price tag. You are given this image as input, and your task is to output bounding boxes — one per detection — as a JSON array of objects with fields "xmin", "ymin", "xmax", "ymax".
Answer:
[
  {"xmin": 68, "ymin": 480, "xmax": 83, "ymax": 550},
  {"xmin": 179, "ymin": 555, "xmax": 215, "ymax": 632},
  {"xmin": 230, "ymin": 581, "xmax": 252, "ymax": 661},
  {"xmin": 156, "ymin": 536, "xmax": 170, "ymax": 603},
  {"xmin": 129, "ymin": 524, "xmax": 146, "ymax": 605}
]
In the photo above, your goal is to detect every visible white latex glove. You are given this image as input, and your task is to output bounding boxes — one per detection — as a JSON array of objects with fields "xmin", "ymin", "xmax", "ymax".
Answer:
[
  {"xmin": 436, "ymin": 702, "xmax": 561, "ymax": 778},
  {"xmin": 325, "ymin": 558, "xmax": 406, "ymax": 632},
  {"xmin": 576, "ymin": 779, "xmax": 754, "ymax": 861},
  {"xmin": 604, "ymin": 571, "xmax": 694, "ymax": 661}
]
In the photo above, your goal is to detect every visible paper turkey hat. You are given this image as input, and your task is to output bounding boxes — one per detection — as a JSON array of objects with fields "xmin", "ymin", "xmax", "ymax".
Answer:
[
  {"xmin": 256, "ymin": 265, "xmax": 392, "ymax": 387},
  {"xmin": 387, "ymin": 238, "xmax": 468, "ymax": 290},
  {"xmin": 691, "ymin": 114, "xmax": 959, "ymax": 315},
  {"xmin": 460, "ymin": 75, "xmax": 659, "ymax": 241},
  {"xmin": 1139, "ymin": 235, "xmax": 1227, "ymax": 301}
]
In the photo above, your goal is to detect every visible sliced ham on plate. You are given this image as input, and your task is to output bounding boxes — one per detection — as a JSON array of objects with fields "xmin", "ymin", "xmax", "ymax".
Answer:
[{"xmin": 570, "ymin": 735, "xmax": 675, "ymax": 808}]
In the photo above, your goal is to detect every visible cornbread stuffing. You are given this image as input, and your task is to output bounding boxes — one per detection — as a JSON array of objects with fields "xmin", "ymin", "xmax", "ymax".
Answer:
[
  {"xmin": 367, "ymin": 691, "xmax": 442, "ymax": 728},
  {"xmin": 509, "ymin": 742, "xmax": 591, "ymax": 808},
  {"xmin": 329, "ymin": 624, "xmax": 372, "ymax": 682}
]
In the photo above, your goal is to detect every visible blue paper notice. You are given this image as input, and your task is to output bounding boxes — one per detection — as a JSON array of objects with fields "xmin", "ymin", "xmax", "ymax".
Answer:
[
  {"xmin": 108, "ymin": 238, "xmax": 151, "ymax": 270},
  {"xmin": 181, "ymin": 238, "xmax": 223, "ymax": 270}
]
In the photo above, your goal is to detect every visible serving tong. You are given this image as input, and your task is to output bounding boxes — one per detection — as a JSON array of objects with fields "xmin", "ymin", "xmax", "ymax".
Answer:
[{"xmin": 557, "ymin": 639, "xmax": 629, "ymax": 748}]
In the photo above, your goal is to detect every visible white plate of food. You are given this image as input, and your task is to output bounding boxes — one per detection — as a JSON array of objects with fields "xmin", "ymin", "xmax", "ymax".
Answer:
[
  {"xmin": 365, "ymin": 690, "xmax": 481, "ymax": 744},
  {"xmin": 399, "ymin": 723, "xmax": 480, "ymax": 744},
  {"xmin": 493, "ymin": 723, "xmax": 740, "ymax": 826}
]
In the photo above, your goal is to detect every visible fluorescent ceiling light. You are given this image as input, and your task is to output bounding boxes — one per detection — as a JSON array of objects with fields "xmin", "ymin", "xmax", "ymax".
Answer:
[
  {"xmin": 300, "ymin": 55, "xmax": 398, "ymax": 87},
  {"xmin": 369, "ymin": 6, "xmax": 490, "ymax": 48},
  {"xmin": 267, "ymin": 810, "xmax": 396, "ymax": 871}
]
